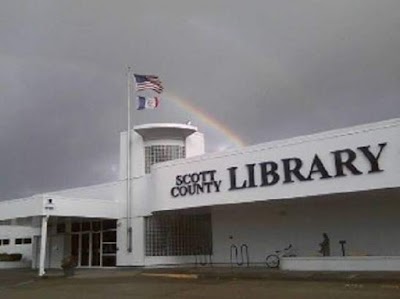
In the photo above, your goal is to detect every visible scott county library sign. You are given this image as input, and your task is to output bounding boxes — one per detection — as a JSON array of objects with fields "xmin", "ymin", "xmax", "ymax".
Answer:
[{"xmin": 170, "ymin": 143, "xmax": 387, "ymax": 198}]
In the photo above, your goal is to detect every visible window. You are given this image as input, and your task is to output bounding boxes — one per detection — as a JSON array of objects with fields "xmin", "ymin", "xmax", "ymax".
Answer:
[
  {"xmin": 3, "ymin": 239, "xmax": 9, "ymax": 245},
  {"xmin": 102, "ymin": 243, "xmax": 117, "ymax": 254},
  {"xmin": 102, "ymin": 231, "xmax": 116, "ymax": 243},
  {"xmin": 144, "ymin": 145, "xmax": 185, "ymax": 173},
  {"xmin": 82, "ymin": 222, "xmax": 91, "ymax": 231},
  {"xmin": 92, "ymin": 221, "xmax": 101, "ymax": 232},
  {"xmin": 102, "ymin": 220, "xmax": 116, "ymax": 230},
  {"xmin": 57, "ymin": 223, "xmax": 66, "ymax": 233},
  {"xmin": 71, "ymin": 222, "xmax": 81, "ymax": 232},
  {"xmin": 102, "ymin": 255, "xmax": 116, "ymax": 267},
  {"xmin": 101, "ymin": 220, "xmax": 117, "ymax": 266},
  {"xmin": 15, "ymin": 238, "xmax": 31, "ymax": 245},
  {"xmin": 145, "ymin": 214, "xmax": 212, "ymax": 256}
]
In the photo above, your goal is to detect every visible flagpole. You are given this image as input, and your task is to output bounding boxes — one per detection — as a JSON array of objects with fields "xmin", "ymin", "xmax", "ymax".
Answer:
[
  {"xmin": 126, "ymin": 66, "xmax": 132, "ymax": 252},
  {"xmin": 125, "ymin": 72, "xmax": 162, "ymax": 253}
]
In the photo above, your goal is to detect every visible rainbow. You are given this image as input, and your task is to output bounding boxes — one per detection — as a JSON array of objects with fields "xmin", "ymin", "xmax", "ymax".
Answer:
[{"xmin": 165, "ymin": 92, "xmax": 246, "ymax": 147}]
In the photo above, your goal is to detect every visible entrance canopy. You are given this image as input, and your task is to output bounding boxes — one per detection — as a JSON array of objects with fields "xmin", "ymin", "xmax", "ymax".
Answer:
[
  {"xmin": 0, "ymin": 181, "xmax": 120, "ymax": 276},
  {"xmin": 0, "ymin": 181, "xmax": 121, "ymax": 223}
]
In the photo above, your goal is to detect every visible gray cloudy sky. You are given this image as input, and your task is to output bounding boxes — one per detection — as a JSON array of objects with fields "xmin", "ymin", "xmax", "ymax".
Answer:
[{"xmin": 0, "ymin": 1, "xmax": 399, "ymax": 200}]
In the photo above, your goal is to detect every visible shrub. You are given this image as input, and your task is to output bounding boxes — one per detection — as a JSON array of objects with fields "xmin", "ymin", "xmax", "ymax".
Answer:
[
  {"xmin": 9, "ymin": 253, "xmax": 22, "ymax": 261},
  {"xmin": 0, "ymin": 253, "xmax": 22, "ymax": 261},
  {"xmin": 0, "ymin": 253, "xmax": 9, "ymax": 261},
  {"xmin": 61, "ymin": 256, "xmax": 78, "ymax": 269}
]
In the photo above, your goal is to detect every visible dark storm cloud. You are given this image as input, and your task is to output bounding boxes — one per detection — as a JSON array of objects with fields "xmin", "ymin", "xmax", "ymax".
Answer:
[{"xmin": 0, "ymin": 0, "xmax": 399, "ymax": 199}]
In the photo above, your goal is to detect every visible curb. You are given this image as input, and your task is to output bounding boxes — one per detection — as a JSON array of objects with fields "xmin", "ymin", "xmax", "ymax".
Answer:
[
  {"xmin": 140, "ymin": 273, "xmax": 199, "ymax": 280},
  {"xmin": 139, "ymin": 270, "xmax": 400, "ymax": 284}
]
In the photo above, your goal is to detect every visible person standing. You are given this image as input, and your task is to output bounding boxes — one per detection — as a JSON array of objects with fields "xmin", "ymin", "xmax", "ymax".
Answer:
[{"xmin": 319, "ymin": 233, "xmax": 330, "ymax": 256}]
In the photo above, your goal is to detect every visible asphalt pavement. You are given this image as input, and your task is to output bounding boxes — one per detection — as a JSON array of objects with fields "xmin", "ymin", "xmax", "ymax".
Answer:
[{"xmin": 0, "ymin": 269, "xmax": 399, "ymax": 299}]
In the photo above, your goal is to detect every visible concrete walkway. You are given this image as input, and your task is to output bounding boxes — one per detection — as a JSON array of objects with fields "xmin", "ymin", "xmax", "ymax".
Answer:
[{"xmin": 41, "ymin": 267, "xmax": 400, "ymax": 283}]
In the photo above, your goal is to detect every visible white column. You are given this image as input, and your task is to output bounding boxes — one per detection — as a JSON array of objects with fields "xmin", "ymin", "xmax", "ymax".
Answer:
[{"xmin": 38, "ymin": 215, "xmax": 49, "ymax": 277}]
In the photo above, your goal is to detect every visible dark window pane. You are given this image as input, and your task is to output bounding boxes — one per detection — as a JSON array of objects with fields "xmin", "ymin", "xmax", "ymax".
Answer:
[
  {"xmin": 82, "ymin": 222, "xmax": 91, "ymax": 231},
  {"xmin": 102, "ymin": 231, "xmax": 116, "ymax": 243},
  {"xmin": 91, "ymin": 233, "xmax": 101, "ymax": 266},
  {"xmin": 57, "ymin": 223, "xmax": 66, "ymax": 233},
  {"xmin": 102, "ymin": 220, "xmax": 116, "ymax": 230},
  {"xmin": 23, "ymin": 238, "xmax": 32, "ymax": 244},
  {"xmin": 71, "ymin": 234, "xmax": 79, "ymax": 257},
  {"xmin": 3, "ymin": 239, "xmax": 10, "ymax": 245},
  {"xmin": 81, "ymin": 233, "xmax": 90, "ymax": 266},
  {"xmin": 102, "ymin": 255, "xmax": 116, "ymax": 267},
  {"xmin": 15, "ymin": 238, "xmax": 23, "ymax": 245},
  {"xmin": 102, "ymin": 243, "xmax": 117, "ymax": 254},
  {"xmin": 92, "ymin": 221, "xmax": 101, "ymax": 231},
  {"xmin": 71, "ymin": 223, "xmax": 81, "ymax": 232}
]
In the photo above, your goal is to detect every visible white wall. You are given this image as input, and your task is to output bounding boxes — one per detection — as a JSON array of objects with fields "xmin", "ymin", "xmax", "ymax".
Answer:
[
  {"xmin": 32, "ymin": 224, "xmax": 66, "ymax": 269},
  {"xmin": 0, "ymin": 183, "xmax": 121, "ymax": 223},
  {"xmin": 144, "ymin": 256, "xmax": 197, "ymax": 266},
  {"xmin": 120, "ymin": 130, "xmax": 145, "ymax": 179},
  {"xmin": 0, "ymin": 196, "xmax": 43, "ymax": 221},
  {"xmin": 46, "ymin": 227, "xmax": 67, "ymax": 269},
  {"xmin": 281, "ymin": 256, "xmax": 400, "ymax": 272},
  {"xmin": 46, "ymin": 182, "xmax": 120, "ymax": 202},
  {"xmin": 152, "ymin": 119, "xmax": 400, "ymax": 212},
  {"xmin": 0, "ymin": 225, "xmax": 39, "ymax": 265},
  {"xmin": 211, "ymin": 188, "xmax": 400, "ymax": 265},
  {"xmin": 185, "ymin": 132, "xmax": 205, "ymax": 158},
  {"xmin": 117, "ymin": 217, "xmax": 145, "ymax": 266},
  {"xmin": 117, "ymin": 175, "xmax": 149, "ymax": 266},
  {"xmin": 43, "ymin": 196, "xmax": 120, "ymax": 219}
]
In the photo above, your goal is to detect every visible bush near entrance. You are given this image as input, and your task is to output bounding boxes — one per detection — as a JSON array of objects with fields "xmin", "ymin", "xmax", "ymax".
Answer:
[
  {"xmin": 61, "ymin": 256, "xmax": 78, "ymax": 277},
  {"xmin": 0, "ymin": 253, "xmax": 22, "ymax": 261}
]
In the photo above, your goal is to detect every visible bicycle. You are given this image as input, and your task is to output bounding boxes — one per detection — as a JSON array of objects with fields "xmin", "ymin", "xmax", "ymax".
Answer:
[{"xmin": 265, "ymin": 244, "xmax": 296, "ymax": 268}]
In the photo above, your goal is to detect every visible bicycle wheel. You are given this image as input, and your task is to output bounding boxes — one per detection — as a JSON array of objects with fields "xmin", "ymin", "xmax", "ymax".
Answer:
[{"xmin": 266, "ymin": 254, "xmax": 280, "ymax": 268}]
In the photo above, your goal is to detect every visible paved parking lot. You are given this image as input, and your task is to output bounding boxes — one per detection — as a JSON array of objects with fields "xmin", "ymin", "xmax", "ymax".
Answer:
[
  {"xmin": 0, "ymin": 269, "xmax": 37, "ymax": 289},
  {"xmin": 1, "ymin": 269, "xmax": 399, "ymax": 299}
]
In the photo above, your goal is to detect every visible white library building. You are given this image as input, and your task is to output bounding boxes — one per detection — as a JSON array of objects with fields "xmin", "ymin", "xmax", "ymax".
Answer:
[{"xmin": 0, "ymin": 118, "xmax": 399, "ymax": 275}]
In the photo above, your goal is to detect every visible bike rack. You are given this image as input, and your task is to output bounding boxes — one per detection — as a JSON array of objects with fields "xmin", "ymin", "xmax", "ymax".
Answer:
[
  {"xmin": 230, "ymin": 244, "xmax": 238, "ymax": 268},
  {"xmin": 339, "ymin": 240, "xmax": 347, "ymax": 256},
  {"xmin": 195, "ymin": 246, "xmax": 213, "ymax": 267},
  {"xmin": 230, "ymin": 243, "xmax": 249, "ymax": 267},
  {"xmin": 240, "ymin": 244, "xmax": 250, "ymax": 267}
]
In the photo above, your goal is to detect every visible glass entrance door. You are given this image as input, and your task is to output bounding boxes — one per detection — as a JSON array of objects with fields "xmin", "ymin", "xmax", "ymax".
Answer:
[
  {"xmin": 71, "ymin": 234, "xmax": 79, "ymax": 260},
  {"xmin": 91, "ymin": 232, "xmax": 101, "ymax": 267},
  {"xmin": 70, "ymin": 220, "xmax": 116, "ymax": 267},
  {"xmin": 80, "ymin": 233, "xmax": 90, "ymax": 266}
]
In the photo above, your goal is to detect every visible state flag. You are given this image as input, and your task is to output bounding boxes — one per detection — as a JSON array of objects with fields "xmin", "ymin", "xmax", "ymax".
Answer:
[{"xmin": 137, "ymin": 96, "xmax": 160, "ymax": 110}]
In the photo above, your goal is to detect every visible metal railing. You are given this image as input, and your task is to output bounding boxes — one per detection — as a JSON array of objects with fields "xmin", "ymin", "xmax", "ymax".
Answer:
[
  {"xmin": 194, "ymin": 246, "xmax": 213, "ymax": 267},
  {"xmin": 230, "ymin": 244, "xmax": 249, "ymax": 267}
]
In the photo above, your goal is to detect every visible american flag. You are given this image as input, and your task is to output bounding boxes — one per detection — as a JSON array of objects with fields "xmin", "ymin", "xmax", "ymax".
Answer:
[{"xmin": 134, "ymin": 74, "xmax": 163, "ymax": 94}]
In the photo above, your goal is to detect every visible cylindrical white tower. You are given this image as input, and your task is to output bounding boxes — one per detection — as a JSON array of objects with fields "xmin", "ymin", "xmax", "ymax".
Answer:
[
  {"xmin": 117, "ymin": 123, "xmax": 205, "ymax": 266},
  {"xmin": 119, "ymin": 123, "xmax": 205, "ymax": 179}
]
